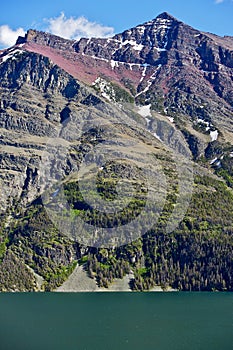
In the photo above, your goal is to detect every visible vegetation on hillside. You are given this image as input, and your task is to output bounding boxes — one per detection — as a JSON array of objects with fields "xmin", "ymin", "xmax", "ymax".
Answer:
[{"xmin": 1, "ymin": 170, "xmax": 232, "ymax": 292}]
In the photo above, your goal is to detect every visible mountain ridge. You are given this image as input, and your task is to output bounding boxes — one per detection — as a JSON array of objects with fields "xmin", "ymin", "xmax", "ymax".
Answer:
[
  {"xmin": 9, "ymin": 11, "xmax": 232, "ymax": 141},
  {"xmin": 0, "ymin": 13, "xmax": 232, "ymax": 292}
]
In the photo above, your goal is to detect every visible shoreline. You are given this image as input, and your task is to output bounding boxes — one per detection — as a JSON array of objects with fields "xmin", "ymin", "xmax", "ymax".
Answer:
[{"xmin": 56, "ymin": 264, "xmax": 178, "ymax": 293}]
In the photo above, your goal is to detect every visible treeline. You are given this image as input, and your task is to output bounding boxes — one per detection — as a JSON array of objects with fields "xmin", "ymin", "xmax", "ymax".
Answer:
[
  {"xmin": 82, "ymin": 175, "xmax": 233, "ymax": 291},
  {"xmin": 133, "ymin": 231, "xmax": 233, "ymax": 291},
  {"xmin": 0, "ymin": 204, "xmax": 79, "ymax": 291},
  {"xmin": 0, "ymin": 172, "xmax": 232, "ymax": 292},
  {"xmin": 84, "ymin": 230, "xmax": 233, "ymax": 291}
]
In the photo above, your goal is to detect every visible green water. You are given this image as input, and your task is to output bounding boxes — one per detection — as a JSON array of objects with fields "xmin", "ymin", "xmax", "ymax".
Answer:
[{"xmin": 0, "ymin": 293, "xmax": 232, "ymax": 350}]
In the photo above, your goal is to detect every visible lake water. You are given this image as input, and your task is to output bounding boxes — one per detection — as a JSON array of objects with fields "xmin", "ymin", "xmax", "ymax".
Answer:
[{"xmin": 0, "ymin": 293, "xmax": 232, "ymax": 350}]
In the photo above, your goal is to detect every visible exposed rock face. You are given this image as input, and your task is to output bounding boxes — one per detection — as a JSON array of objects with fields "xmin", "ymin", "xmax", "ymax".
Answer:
[
  {"xmin": 17, "ymin": 29, "xmax": 76, "ymax": 51},
  {"xmin": 0, "ymin": 50, "xmax": 110, "ymax": 210},
  {"xmin": 12, "ymin": 12, "xmax": 233, "ymax": 141},
  {"xmin": 0, "ymin": 13, "xmax": 232, "ymax": 292},
  {"xmin": 0, "ymin": 10, "xmax": 232, "ymax": 217},
  {"xmin": 0, "ymin": 47, "xmax": 164, "ymax": 212}
]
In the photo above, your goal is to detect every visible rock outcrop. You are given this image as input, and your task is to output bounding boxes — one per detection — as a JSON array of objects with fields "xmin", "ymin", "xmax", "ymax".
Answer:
[{"xmin": 0, "ymin": 13, "xmax": 232, "ymax": 292}]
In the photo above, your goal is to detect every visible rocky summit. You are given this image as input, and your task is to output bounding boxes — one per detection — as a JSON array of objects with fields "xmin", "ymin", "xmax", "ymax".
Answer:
[{"xmin": 0, "ymin": 13, "xmax": 232, "ymax": 292}]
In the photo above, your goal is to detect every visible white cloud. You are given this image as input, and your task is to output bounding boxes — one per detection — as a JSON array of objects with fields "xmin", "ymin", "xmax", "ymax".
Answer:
[
  {"xmin": 46, "ymin": 12, "xmax": 114, "ymax": 40},
  {"xmin": 0, "ymin": 25, "xmax": 25, "ymax": 48},
  {"xmin": 215, "ymin": 0, "xmax": 233, "ymax": 4}
]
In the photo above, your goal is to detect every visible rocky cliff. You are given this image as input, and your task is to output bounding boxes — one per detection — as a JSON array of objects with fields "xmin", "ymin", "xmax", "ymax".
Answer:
[
  {"xmin": 14, "ymin": 12, "xmax": 233, "ymax": 140},
  {"xmin": 0, "ymin": 13, "xmax": 232, "ymax": 292}
]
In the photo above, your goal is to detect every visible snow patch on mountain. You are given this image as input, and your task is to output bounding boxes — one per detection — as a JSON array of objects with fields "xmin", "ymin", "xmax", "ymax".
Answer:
[
  {"xmin": 137, "ymin": 104, "xmax": 152, "ymax": 130},
  {"xmin": 110, "ymin": 60, "xmax": 119, "ymax": 69},
  {"xmin": 135, "ymin": 25, "xmax": 146, "ymax": 35},
  {"xmin": 210, "ymin": 157, "xmax": 218, "ymax": 165},
  {"xmin": 139, "ymin": 65, "xmax": 147, "ymax": 83},
  {"xmin": 122, "ymin": 40, "xmax": 144, "ymax": 51},
  {"xmin": 156, "ymin": 48, "xmax": 167, "ymax": 52},
  {"xmin": 82, "ymin": 52, "xmax": 109, "ymax": 63},
  {"xmin": 137, "ymin": 104, "xmax": 152, "ymax": 118},
  {"xmin": 92, "ymin": 77, "xmax": 115, "ymax": 102},
  {"xmin": 0, "ymin": 48, "xmax": 24, "ymax": 64},
  {"xmin": 167, "ymin": 116, "xmax": 174, "ymax": 123},
  {"xmin": 210, "ymin": 130, "xmax": 219, "ymax": 142},
  {"xmin": 136, "ymin": 65, "xmax": 161, "ymax": 97},
  {"xmin": 154, "ymin": 18, "xmax": 172, "ymax": 50},
  {"xmin": 153, "ymin": 132, "xmax": 162, "ymax": 142}
]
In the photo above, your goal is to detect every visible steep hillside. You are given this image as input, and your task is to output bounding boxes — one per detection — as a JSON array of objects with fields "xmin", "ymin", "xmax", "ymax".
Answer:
[
  {"xmin": 13, "ymin": 12, "xmax": 233, "ymax": 142},
  {"xmin": 0, "ymin": 13, "xmax": 232, "ymax": 291}
]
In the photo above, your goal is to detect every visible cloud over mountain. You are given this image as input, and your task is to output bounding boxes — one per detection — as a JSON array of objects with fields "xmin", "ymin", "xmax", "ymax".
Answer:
[
  {"xmin": 0, "ymin": 25, "xmax": 25, "ymax": 48},
  {"xmin": 45, "ymin": 12, "xmax": 114, "ymax": 40}
]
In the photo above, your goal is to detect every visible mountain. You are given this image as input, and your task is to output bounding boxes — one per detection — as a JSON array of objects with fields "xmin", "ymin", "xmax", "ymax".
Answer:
[
  {"xmin": 14, "ymin": 12, "xmax": 233, "ymax": 140},
  {"xmin": 0, "ymin": 13, "xmax": 232, "ymax": 292}
]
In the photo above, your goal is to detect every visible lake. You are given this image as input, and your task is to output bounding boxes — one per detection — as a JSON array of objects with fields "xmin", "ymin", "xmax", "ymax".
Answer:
[{"xmin": 0, "ymin": 293, "xmax": 232, "ymax": 350}]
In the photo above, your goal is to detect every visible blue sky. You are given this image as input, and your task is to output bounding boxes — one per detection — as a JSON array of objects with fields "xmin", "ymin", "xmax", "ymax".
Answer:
[{"xmin": 0, "ymin": 0, "xmax": 233, "ymax": 48}]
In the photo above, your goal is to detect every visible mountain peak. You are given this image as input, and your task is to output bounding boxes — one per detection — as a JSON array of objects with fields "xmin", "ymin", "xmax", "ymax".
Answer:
[
  {"xmin": 16, "ymin": 29, "xmax": 38, "ymax": 44},
  {"xmin": 142, "ymin": 12, "xmax": 180, "ymax": 28},
  {"xmin": 156, "ymin": 12, "xmax": 177, "ymax": 20}
]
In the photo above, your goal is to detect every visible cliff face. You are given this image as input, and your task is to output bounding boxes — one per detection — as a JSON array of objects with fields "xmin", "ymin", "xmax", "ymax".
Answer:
[
  {"xmin": 0, "ymin": 51, "xmax": 86, "ymax": 210},
  {"xmin": 74, "ymin": 12, "xmax": 233, "ymax": 135},
  {"xmin": 0, "ymin": 46, "xmax": 171, "ymax": 291},
  {"xmin": 0, "ymin": 49, "xmax": 138, "ymax": 210},
  {"xmin": 14, "ymin": 12, "xmax": 233, "ymax": 138},
  {"xmin": 0, "ymin": 13, "xmax": 232, "ymax": 292}
]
